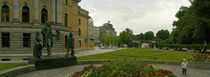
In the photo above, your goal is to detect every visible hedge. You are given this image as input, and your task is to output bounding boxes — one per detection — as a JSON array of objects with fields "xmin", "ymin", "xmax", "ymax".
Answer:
[{"xmin": 158, "ymin": 44, "xmax": 210, "ymax": 50}]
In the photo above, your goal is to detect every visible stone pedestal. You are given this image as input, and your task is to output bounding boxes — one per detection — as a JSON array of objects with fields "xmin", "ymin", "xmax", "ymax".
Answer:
[{"xmin": 28, "ymin": 56, "xmax": 77, "ymax": 70}]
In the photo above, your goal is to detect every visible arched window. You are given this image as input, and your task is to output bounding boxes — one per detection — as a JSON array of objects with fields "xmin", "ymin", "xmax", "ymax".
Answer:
[
  {"xmin": 41, "ymin": 8, "xmax": 48, "ymax": 23},
  {"xmin": 1, "ymin": 5, "xmax": 10, "ymax": 22},
  {"xmin": 79, "ymin": 28, "xmax": 81, "ymax": 36},
  {"xmin": 22, "ymin": 6, "xmax": 30, "ymax": 22}
]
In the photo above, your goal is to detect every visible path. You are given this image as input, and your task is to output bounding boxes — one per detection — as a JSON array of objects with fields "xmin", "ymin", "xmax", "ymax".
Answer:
[
  {"xmin": 0, "ymin": 48, "xmax": 120, "ymax": 63},
  {"xmin": 152, "ymin": 64, "xmax": 210, "ymax": 77},
  {"xmin": 18, "ymin": 64, "xmax": 210, "ymax": 77}
]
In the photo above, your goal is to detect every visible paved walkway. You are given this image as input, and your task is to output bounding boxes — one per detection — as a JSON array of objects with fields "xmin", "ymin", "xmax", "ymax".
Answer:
[
  {"xmin": 18, "ymin": 64, "xmax": 210, "ymax": 77},
  {"xmin": 0, "ymin": 48, "xmax": 120, "ymax": 63},
  {"xmin": 152, "ymin": 64, "xmax": 210, "ymax": 77}
]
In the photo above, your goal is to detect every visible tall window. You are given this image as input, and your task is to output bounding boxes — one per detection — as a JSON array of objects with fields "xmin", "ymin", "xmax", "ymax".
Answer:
[
  {"xmin": 22, "ymin": 6, "xmax": 30, "ymax": 22},
  {"xmin": 79, "ymin": 18, "xmax": 81, "ymax": 25},
  {"xmin": 1, "ymin": 5, "xmax": 10, "ymax": 22},
  {"xmin": 78, "ymin": 28, "xmax": 81, "ymax": 36},
  {"xmin": 23, "ymin": 33, "xmax": 31, "ymax": 47},
  {"xmin": 65, "ymin": 35, "xmax": 67, "ymax": 47},
  {"xmin": 64, "ymin": 14, "xmax": 68, "ymax": 27},
  {"xmin": 65, "ymin": 0, "xmax": 68, "ymax": 5},
  {"xmin": 41, "ymin": 8, "xmax": 48, "ymax": 23},
  {"xmin": 2, "ymin": 33, "xmax": 10, "ymax": 47},
  {"xmin": 79, "ymin": 40, "xmax": 81, "ymax": 47}
]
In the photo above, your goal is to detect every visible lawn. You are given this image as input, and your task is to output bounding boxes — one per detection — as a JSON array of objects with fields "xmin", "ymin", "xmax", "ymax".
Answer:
[
  {"xmin": 78, "ymin": 48, "xmax": 192, "ymax": 61},
  {"xmin": 0, "ymin": 63, "xmax": 27, "ymax": 71}
]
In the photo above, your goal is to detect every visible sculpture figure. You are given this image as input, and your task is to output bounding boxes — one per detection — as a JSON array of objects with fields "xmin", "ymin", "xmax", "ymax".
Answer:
[
  {"xmin": 41, "ymin": 22, "xmax": 53, "ymax": 57},
  {"xmin": 33, "ymin": 32, "xmax": 43, "ymax": 59},
  {"xmin": 66, "ymin": 32, "xmax": 75, "ymax": 57}
]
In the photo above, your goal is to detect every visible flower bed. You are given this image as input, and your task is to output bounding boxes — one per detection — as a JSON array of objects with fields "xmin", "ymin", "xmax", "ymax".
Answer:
[
  {"xmin": 71, "ymin": 61, "xmax": 176, "ymax": 77},
  {"xmin": 191, "ymin": 53, "xmax": 209, "ymax": 62}
]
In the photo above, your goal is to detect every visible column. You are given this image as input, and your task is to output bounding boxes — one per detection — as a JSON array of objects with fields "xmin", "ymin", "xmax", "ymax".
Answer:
[
  {"xmin": 51, "ymin": 0, "xmax": 56, "ymax": 24},
  {"xmin": 13, "ymin": 0, "xmax": 19, "ymax": 24},
  {"xmin": 57, "ymin": 0, "xmax": 63, "ymax": 26},
  {"xmin": 33, "ymin": 0, "xmax": 39, "ymax": 25}
]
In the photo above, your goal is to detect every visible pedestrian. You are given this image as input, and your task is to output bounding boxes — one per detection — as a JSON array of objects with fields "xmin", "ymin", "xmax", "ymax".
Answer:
[{"xmin": 181, "ymin": 58, "xmax": 188, "ymax": 75}]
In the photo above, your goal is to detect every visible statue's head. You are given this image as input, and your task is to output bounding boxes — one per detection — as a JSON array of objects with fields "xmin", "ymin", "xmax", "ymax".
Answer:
[
  {"xmin": 70, "ymin": 32, "xmax": 73, "ymax": 37},
  {"xmin": 36, "ymin": 32, "xmax": 39, "ymax": 36},
  {"xmin": 46, "ymin": 22, "xmax": 51, "ymax": 27}
]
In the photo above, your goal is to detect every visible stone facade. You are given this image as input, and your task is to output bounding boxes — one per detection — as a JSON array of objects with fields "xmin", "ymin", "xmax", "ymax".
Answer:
[
  {"xmin": 0, "ymin": 0, "xmax": 91, "ymax": 54},
  {"xmin": 99, "ymin": 21, "xmax": 117, "ymax": 39},
  {"xmin": 89, "ymin": 18, "xmax": 100, "ymax": 46}
]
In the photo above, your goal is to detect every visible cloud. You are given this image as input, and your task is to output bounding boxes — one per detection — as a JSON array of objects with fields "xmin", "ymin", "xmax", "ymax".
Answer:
[{"xmin": 79, "ymin": 0, "xmax": 191, "ymax": 35}]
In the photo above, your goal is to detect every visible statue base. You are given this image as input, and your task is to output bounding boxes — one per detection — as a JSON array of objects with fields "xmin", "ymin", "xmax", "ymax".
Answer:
[{"xmin": 28, "ymin": 56, "xmax": 77, "ymax": 70}]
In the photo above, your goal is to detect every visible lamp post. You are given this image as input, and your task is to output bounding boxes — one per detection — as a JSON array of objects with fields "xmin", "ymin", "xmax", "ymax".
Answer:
[{"xmin": 151, "ymin": 41, "xmax": 157, "ymax": 52}]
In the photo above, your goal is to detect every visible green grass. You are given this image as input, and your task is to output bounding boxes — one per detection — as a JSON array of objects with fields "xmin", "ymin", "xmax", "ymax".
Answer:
[
  {"xmin": 0, "ymin": 63, "xmax": 27, "ymax": 71},
  {"xmin": 78, "ymin": 48, "xmax": 192, "ymax": 61}
]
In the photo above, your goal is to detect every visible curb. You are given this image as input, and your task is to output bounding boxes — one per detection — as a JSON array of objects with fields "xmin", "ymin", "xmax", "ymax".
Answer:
[
  {"xmin": 77, "ymin": 60, "xmax": 210, "ymax": 70},
  {"xmin": 0, "ymin": 65, "xmax": 35, "ymax": 77}
]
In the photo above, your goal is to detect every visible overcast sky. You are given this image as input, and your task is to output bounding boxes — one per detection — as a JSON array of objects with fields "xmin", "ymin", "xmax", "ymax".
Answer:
[{"xmin": 79, "ymin": 0, "xmax": 191, "ymax": 35}]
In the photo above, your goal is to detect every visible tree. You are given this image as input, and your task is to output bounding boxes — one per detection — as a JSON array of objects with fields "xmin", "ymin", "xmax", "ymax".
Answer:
[
  {"xmin": 144, "ymin": 31, "xmax": 154, "ymax": 40},
  {"xmin": 135, "ymin": 33, "xmax": 145, "ymax": 41},
  {"xmin": 110, "ymin": 35, "xmax": 114, "ymax": 46},
  {"xmin": 156, "ymin": 29, "xmax": 170, "ymax": 40},
  {"xmin": 105, "ymin": 35, "xmax": 111, "ymax": 47},
  {"xmin": 119, "ymin": 28, "xmax": 134, "ymax": 48},
  {"xmin": 172, "ymin": 0, "xmax": 210, "ymax": 44},
  {"xmin": 100, "ymin": 33, "xmax": 106, "ymax": 45}
]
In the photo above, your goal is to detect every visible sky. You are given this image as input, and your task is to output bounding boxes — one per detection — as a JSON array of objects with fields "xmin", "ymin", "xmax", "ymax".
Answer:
[{"xmin": 79, "ymin": 0, "xmax": 191, "ymax": 35}]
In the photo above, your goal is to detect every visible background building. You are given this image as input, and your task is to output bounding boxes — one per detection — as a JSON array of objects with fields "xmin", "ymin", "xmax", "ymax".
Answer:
[
  {"xmin": 89, "ymin": 18, "xmax": 100, "ymax": 46},
  {"xmin": 99, "ymin": 21, "xmax": 117, "ymax": 40},
  {"xmin": 0, "ymin": 0, "xmax": 91, "ymax": 54}
]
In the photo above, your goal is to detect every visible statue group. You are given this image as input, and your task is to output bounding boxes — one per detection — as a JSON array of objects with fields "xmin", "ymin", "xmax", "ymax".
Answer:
[{"xmin": 33, "ymin": 22, "xmax": 75, "ymax": 59}]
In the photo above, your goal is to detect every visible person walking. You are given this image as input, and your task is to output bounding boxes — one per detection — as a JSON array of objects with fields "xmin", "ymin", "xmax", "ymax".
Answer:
[{"xmin": 181, "ymin": 58, "xmax": 188, "ymax": 75}]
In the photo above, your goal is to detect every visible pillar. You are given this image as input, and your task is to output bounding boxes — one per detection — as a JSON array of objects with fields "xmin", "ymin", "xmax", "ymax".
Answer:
[
  {"xmin": 56, "ymin": 0, "xmax": 63, "ymax": 26},
  {"xmin": 13, "ymin": 0, "xmax": 19, "ymax": 24},
  {"xmin": 33, "ymin": 0, "xmax": 39, "ymax": 25},
  {"xmin": 51, "ymin": 0, "xmax": 56, "ymax": 24}
]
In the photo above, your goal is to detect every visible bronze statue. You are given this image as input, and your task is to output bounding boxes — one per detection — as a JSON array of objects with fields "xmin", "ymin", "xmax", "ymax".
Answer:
[
  {"xmin": 33, "ymin": 32, "xmax": 43, "ymax": 59},
  {"xmin": 41, "ymin": 22, "xmax": 53, "ymax": 57},
  {"xmin": 66, "ymin": 32, "xmax": 75, "ymax": 57}
]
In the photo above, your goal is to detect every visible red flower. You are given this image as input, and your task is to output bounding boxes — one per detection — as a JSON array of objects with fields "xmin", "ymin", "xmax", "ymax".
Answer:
[
  {"xmin": 137, "ymin": 71, "xmax": 140, "ymax": 77},
  {"xmin": 152, "ymin": 72, "xmax": 156, "ymax": 75},
  {"xmin": 122, "ymin": 74, "xmax": 126, "ymax": 77},
  {"xmin": 192, "ymin": 54, "xmax": 195, "ymax": 56},
  {"xmin": 74, "ymin": 73, "xmax": 81, "ymax": 77},
  {"xmin": 92, "ymin": 67, "xmax": 96, "ymax": 72},
  {"xmin": 138, "ymin": 64, "xmax": 140, "ymax": 67},
  {"xmin": 158, "ymin": 73, "xmax": 161, "ymax": 76},
  {"xmin": 114, "ymin": 75, "xmax": 118, "ymax": 77}
]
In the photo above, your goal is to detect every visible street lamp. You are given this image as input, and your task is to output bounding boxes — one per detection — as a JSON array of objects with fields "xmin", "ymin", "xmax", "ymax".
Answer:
[{"xmin": 151, "ymin": 41, "xmax": 157, "ymax": 52}]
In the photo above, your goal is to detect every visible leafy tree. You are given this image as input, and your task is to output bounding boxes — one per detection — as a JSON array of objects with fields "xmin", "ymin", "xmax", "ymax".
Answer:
[
  {"xmin": 144, "ymin": 31, "xmax": 154, "ymax": 40},
  {"xmin": 110, "ymin": 35, "xmax": 114, "ymax": 46},
  {"xmin": 156, "ymin": 29, "xmax": 170, "ymax": 40},
  {"xmin": 100, "ymin": 33, "xmax": 106, "ymax": 45},
  {"xmin": 113, "ymin": 36, "xmax": 119, "ymax": 47},
  {"xmin": 172, "ymin": 0, "xmax": 210, "ymax": 44},
  {"xmin": 135, "ymin": 33, "xmax": 145, "ymax": 41},
  {"xmin": 119, "ymin": 28, "xmax": 134, "ymax": 48},
  {"xmin": 105, "ymin": 35, "xmax": 111, "ymax": 47}
]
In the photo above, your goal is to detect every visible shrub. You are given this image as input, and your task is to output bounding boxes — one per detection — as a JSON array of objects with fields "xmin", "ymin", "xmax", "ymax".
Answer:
[{"xmin": 158, "ymin": 44, "xmax": 210, "ymax": 50}]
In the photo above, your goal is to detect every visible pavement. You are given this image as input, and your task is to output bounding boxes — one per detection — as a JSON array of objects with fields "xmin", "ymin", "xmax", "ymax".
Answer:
[
  {"xmin": 17, "ymin": 64, "xmax": 210, "ymax": 77},
  {"xmin": 0, "ymin": 48, "xmax": 120, "ymax": 63}
]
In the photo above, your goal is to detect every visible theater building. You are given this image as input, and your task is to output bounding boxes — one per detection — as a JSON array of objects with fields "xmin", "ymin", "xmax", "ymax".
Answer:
[{"xmin": 0, "ymin": 0, "xmax": 91, "ymax": 54}]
